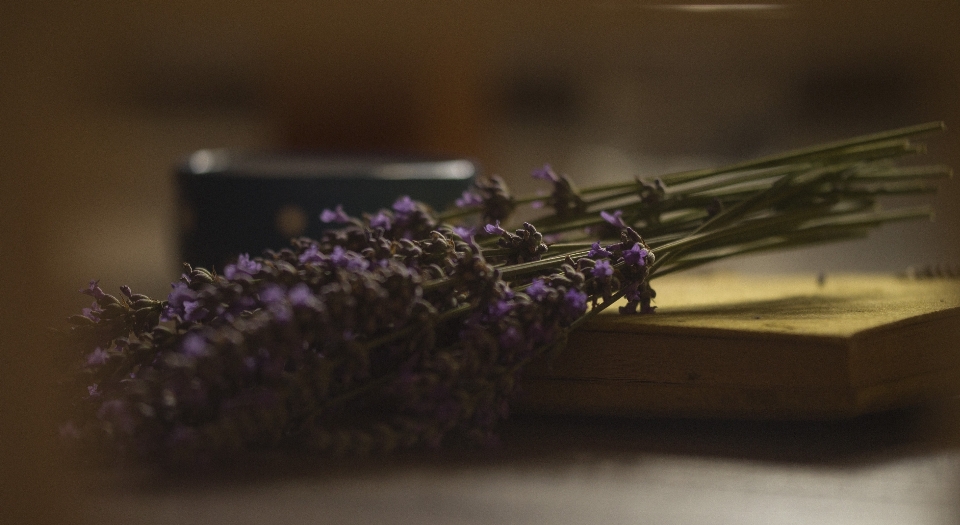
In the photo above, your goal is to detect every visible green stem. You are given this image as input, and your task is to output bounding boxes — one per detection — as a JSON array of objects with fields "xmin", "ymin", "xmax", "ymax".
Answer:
[
  {"xmin": 656, "ymin": 122, "xmax": 943, "ymax": 186},
  {"xmin": 360, "ymin": 302, "xmax": 475, "ymax": 351},
  {"xmin": 500, "ymin": 249, "xmax": 593, "ymax": 279},
  {"xmin": 567, "ymin": 289, "xmax": 626, "ymax": 331},
  {"xmin": 850, "ymin": 165, "xmax": 953, "ymax": 182},
  {"xmin": 437, "ymin": 207, "xmax": 480, "ymax": 221}
]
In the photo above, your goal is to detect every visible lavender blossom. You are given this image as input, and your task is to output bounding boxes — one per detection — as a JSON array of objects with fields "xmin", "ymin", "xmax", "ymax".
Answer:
[
  {"xmin": 532, "ymin": 164, "xmax": 559, "ymax": 182},
  {"xmin": 181, "ymin": 300, "xmax": 208, "ymax": 322},
  {"xmin": 455, "ymin": 189, "xmax": 483, "ymax": 208},
  {"xmin": 162, "ymin": 281, "xmax": 197, "ymax": 321},
  {"xmin": 181, "ymin": 332, "xmax": 209, "ymax": 358},
  {"xmin": 369, "ymin": 211, "xmax": 393, "ymax": 231},
  {"xmin": 487, "ymin": 222, "xmax": 548, "ymax": 264},
  {"xmin": 86, "ymin": 347, "xmax": 108, "ymax": 367},
  {"xmin": 330, "ymin": 245, "xmax": 370, "ymax": 271},
  {"xmin": 592, "ymin": 259, "xmax": 614, "ymax": 278},
  {"xmin": 563, "ymin": 288, "xmax": 588, "ymax": 317},
  {"xmin": 320, "ymin": 205, "xmax": 352, "ymax": 224},
  {"xmin": 460, "ymin": 175, "xmax": 516, "ymax": 223},
  {"xmin": 484, "ymin": 221, "xmax": 507, "ymax": 236},
  {"xmin": 525, "ymin": 279, "xmax": 550, "ymax": 301},
  {"xmin": 224, "ymin": 253, "xmax": 262, "ymax": 280},
  {"xmin": 298, "ymin": 244, "xmax": 326, "ymax": 265},
  {"xmin": 531, "ymin": 164, "xmax": 586, "ymax": 217},
  {"xmin": 623, "ymin": 244, "xmax": 650, "ymax": 267},
  {"xmin": 587, "ymin": 242, "xmax": 613, "ymax": 259},
  {"xmin": 87, "ymin": 384, "xmax": 100, "ymax": 398},
  {"xmin": 81, "ymin": 301, "xmax": 103, "ymax": 322},
  {"xmin": 81, "ymin": 280, "xmax": 105, "ymax": 300},
  {"xmin": 452, "ymin": 226, "xmax": 476, "ymax": 243},
  {"xmin": 392, "ymin": 196, "xmax": 418, "ymax": 218},
  {"xmin": 288, "ymin": 282, "xmax": 321, "ymax": 309},
  {"xmin": 600, "ymin": 210, "xmax": 628, "ymax": 229}
]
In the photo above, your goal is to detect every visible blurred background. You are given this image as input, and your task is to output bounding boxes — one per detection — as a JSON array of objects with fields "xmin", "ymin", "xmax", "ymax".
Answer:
[
  {"xmin": 5, "ymin": 1, "xmax": 960, "ymax": 300},
  {"xmin": 2, "ymin": 1, "xmax": 960, "ymax": 523}
]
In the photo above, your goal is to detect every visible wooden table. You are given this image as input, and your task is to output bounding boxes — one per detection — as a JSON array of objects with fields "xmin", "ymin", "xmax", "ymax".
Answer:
[{"xmin": 86, "ymin": 401, "xmax": 960, "ymax": 524}]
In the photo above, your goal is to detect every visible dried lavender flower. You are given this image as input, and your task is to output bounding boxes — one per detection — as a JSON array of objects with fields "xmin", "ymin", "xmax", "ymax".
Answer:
[
  {"xmin": 532, "ymin": 164, "xmax": 587, "ymax": 217},
  {"xmin": 457, "ymin": 174, "xmax": 516, "ymax": 224}
]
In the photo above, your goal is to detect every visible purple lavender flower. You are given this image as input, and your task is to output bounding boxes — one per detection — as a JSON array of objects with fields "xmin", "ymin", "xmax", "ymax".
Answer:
[
  {"xmin": 484, "ymin": 221, "xmax": 507, "ymax": 236},
  {"xmin": 320, "ymin": 205, "xmax": 351, "ymax": 224},
  {"xmin": 452, "ymin": 226, "xmax": 475, "ymax": 242},
  {"xmin": 82, "ymin": 301, "xmax": 103, "ymax": 321},
  {"xmin": 288, "ymin": 282, "xmax": 320, "ymax": 309},
  {"xmin": 298, "ymin": 244, "xmax": 326, "ymax": 265},
  {"xmin": 87, "ymin": 384, "xmax": 101, "ymax": 398},
  {"xmin": 259, "ymin": 283, "xmax": 286, "ymax": 306},
  {"xmin": 600, "ymin": 210, "xmax": 628, "ymax": 229},
  {"xmin": 619, "ymin": 281, "xmax": 657, "ymax": 315},
  {"xmin": 182, "ymin": 300, "xmax": 209, "ymax": 322},
  {"xmin": 623, "ymin": 244, "xmax": 650, "ymax": 267},
  {"xmin": 392, "ymin": 196, "xmax": 418, "ymax": 218},
  {"xmin": 162, "ymin": 281, "xmax": 198, "ymax": 321},
  {"xmin": 532, "ymin": 165, "xmax": 586, "ymax": 218},
  {"xmin": 255, "ymin": 283, "xmax": 293, "ymax": 322},
  {"xmin": 488, "ymin": 299, "xmax": 513, "ymax": 320},
  {"xmin": 81, "ymin": 280, "xmax": 105, "ymax": 300},
  {"xmin": 167, "ymin": 281, "xmax": 195, "ymax": 305},
  {"xmin": 455, "ymin": 190, "xmax": 483, "ymax": 208},
  {"xmin": 542, "ymin": 233, "xmax": 563, "ymax": 244},
  {"xmin": 532, "ymin": 164, "xmax": 560, "ymax": 182},
  {"xmin": 181, "ymin": 332, "xmax": 210, "ymax": 358},
  {"xmin": 592, "ymin": 259, "xmax": 614, "ymax": 279},
  {"xmin": 369, "ymin": 211, "xmax": 393, "ymax": 231},
  {"xmin": 330, "ymin": 246, "xmax": 369, "ymax": 271},
  {"xmin": 86, "ymin": 347, "xmax": 109, "ymax": 367},
  {"xmin": 224, "ymin": 254, "xmax": 262, "ymax": 280},
  {"xmin": 525, "ymin": 279, "xmax": 550, "ymax": 301},
  {"xmin": 563, "ymin": 288, "xmax": 588, "ymax": 316},
  {"xmin": 587, "ymin": 242, "xmax": 613, "ymax": 259}
]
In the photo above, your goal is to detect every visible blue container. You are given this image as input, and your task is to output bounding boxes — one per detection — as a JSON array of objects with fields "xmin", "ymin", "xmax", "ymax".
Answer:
[{"xmin": 177, "ymin": 150, "xmax": 477, "ymax": 270}]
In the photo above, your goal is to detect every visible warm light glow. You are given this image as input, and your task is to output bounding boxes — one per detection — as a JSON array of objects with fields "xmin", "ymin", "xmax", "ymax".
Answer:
[{"xmin": 646, "ymin": 3, "xmax": 788, "ymax": 12}]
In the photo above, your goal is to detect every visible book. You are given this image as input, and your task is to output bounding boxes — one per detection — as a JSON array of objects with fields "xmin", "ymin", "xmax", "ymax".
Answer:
[{"xmin": 520, "ymin": 273, "xmax": 960, "ymax": 419}]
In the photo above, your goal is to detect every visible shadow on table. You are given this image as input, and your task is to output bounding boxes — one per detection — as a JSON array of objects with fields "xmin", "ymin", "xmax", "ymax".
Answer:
[{"xmin": 87, "ymin": 396, "xmax": 960, "ymax": 492}]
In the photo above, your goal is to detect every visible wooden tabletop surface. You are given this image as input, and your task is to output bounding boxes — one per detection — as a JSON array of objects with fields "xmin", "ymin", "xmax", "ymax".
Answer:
[{"xmin": 83, "ymin": 397, "xmax": 960, "ymax": 525}]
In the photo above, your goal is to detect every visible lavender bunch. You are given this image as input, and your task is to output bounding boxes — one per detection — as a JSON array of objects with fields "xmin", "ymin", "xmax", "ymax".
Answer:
[
  {"xmin": 59, "ymin": 122, "xmax": 951, "ymax": 462},
  {"xmin": 60, "ymin": 216, "xmax": 600, "ymax": 461}
]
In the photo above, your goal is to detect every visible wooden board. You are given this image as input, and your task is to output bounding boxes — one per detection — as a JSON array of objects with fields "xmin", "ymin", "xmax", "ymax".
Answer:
[{"xmin": 519, "ymin": 273, "xmax": 960, "ymax": 419}]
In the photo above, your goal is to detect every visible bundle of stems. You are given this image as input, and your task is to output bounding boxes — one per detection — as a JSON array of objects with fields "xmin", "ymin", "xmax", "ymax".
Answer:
[
  {"xmin": 59, "ymin": 122, "xmax": 949, "ymax": 462},
  {"xmin": 460, "ymin": 121, "xmax": 948, "ymax": 285}
]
